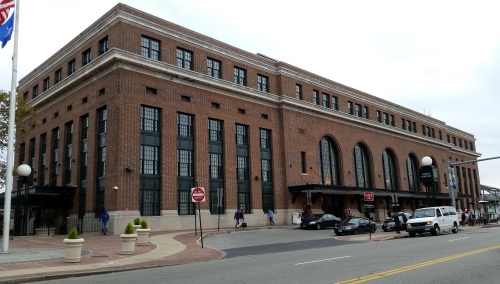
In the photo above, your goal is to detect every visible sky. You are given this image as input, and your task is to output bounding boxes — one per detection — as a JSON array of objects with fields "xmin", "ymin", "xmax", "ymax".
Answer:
[{"xmin": 1, "ymin": 0, "xmax": 499, "ymax": 190}]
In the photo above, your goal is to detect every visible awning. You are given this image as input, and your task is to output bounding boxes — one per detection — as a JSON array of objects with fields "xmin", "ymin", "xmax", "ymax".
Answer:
[{"xmin": 0, "ymin": 185, "xmax": 76, "ymax": 209}]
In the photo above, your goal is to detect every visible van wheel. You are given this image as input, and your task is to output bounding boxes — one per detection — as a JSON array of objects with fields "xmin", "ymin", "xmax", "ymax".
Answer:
[
  {"xmin": 409, "ymin": 232, "xmax": 416, "ymax": 237},
  {"xmin": 431, "ymin": 225, "xmax": 440, "ymax": 236},
  {"xmin": 452, "ymin": 223, "xmax": 458, "ymax": 233}
]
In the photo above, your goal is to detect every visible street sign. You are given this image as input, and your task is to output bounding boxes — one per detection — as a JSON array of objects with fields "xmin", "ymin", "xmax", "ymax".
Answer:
[
  {"xmin": 364, "ymin": 192, "xmax": 374, "ymax": 202},
  {"xmin": 191, "ymin": 187, "xmax": 205, "ymax": 202},
  {"xmin": 364, "ymin": 204, "xmax": 374, "ymax": 208}
]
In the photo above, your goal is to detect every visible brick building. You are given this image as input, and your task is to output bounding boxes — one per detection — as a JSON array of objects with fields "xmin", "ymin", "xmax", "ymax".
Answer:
[{"xmin": 9, "ymin": 4, "xmax": 481, "ymax": 234}]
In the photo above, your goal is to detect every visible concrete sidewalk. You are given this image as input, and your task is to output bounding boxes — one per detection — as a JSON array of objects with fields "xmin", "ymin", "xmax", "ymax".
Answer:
[{"xmin": 0, "ymin": 223, "xmax": 495, "ymax": 283}]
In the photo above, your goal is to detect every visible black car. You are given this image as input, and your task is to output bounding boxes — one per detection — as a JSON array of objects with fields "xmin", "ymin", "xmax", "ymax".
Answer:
[
  {"xmin": 300, "ymin": 214, "xmax": 341, "ymax": 230},
  {"xmin": 382, "ymin": 213, "xmax": 411, "ymax": 232},
  {"xmin": 334, "ymin": 217, "xmax": 376, "ymax": 235}
]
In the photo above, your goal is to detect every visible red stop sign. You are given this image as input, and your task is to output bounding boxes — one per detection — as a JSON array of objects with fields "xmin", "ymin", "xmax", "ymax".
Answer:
[
  {"xmin": 191, "ymin": 187, "xmax": 205, "ymax": 202},
  {"xmin": 364, "ymin": 192, "xmax": 374, "ymax": 201}
]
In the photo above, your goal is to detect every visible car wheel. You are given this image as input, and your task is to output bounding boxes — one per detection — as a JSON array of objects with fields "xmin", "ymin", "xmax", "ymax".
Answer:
[
  {"xmin": 371, "ymin": 226, "xmax": 376, "ymax": 233},
  {"xmin": 335, "ymin": 232, "xmax": 343, "ymax": 236},
  {"xmin": 452, "ymin": 223, "xmax": 458, "ymax": 233},
  {"xmin": 316, "ymin": 223, "xmax": 322, "ymax": 230},
  {"xmin": 409, "ymin": 232, "xmax": 416, "ymax": 237},
  {"xmin": 431, "ymin": 225, "xmax": 440, "ymax": 236},
  {"xmin": 353, "ymin": 228, "xmax": 359, "ymax": 235},
  {"xmin": 383, "ymin": 229, "xmax": 387, "ymax": 232}
]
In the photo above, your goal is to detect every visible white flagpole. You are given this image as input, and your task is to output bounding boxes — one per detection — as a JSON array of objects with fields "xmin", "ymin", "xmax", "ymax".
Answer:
[{"xmin": 2, "ymin": 0, "xmax": 20, "ymax": 254}]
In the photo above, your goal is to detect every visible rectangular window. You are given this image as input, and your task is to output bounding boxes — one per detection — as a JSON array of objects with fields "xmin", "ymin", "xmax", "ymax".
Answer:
[
  {"xmin": 176, "ymin": 48, "xmax": 193, "ymax": 70},
  {"xmin": 177, "ymin": 112, "xmax": 195, "ymax": 215},
  {"xmin": 234, "ymin": 66, "xmax": 246, "ymax": 86},
  {"xmin": 313, "ymin": 90, "xmax": 319, "ymax": 105},
  {"xmin": 177, "ymin": 113, "xmax": 193, "ymax": 138},
  {"xmin": 50, "ymin": 128, "xmax": 59, "ymax": 186},
  {"xmin": 355, "ymin": 104, "xmax": 362, "ymax": 117},
  {"xmin": 447, "ymin": 135, "xmax": 450, "ymax": 143},
  {"xmin": 207, "ymin": 58, "xmax": 221, "ymax": 78},
  {"xmin": 208, "ymin": 118, "xmax": 224, "ymax": 214},
  {"xmin": 470, "ymin": 142, "xmax": 473, "ymax": 151},
  {"xmin": 332, "ymin": 96, "xmax": 339, "ymax": 110},
  {"xmin": 390, "ymin": 115, "xmax": 395, "ymax": 126},
  {"xmin": 452, "ymin": 137, "xmax": 457, "ymax": 146},
  {"xmin": 82, "ymin": 48, "xmax": 91, "ymax": 66},
  {"xmin": 54, "ymin": 69, "xmax": 62, "ymax": 85},
  {"xmin": 258, "ymin": 74, "xmax": 269, "ymax": 92},
  {"xmin": 458, "ymin": 139, "xmax": 463, "ymax": 147},
  {"xmin": 377, "ymin": 111, "xmax": 382, "ymax": 123},
  {"xmin": 322, "ymin": 93, "xmax": 330, "ymax": 108},
  {"xmin": 422, "ymin": 125, "xmax": 426, "ymax": 135},
  {"xmin": 98, "ymin": 36, "xmax": 109, "ymax": 55},
  {"xmin": 363, "ymin": 106, "xmax": 369, "ymax": 118},
  {"xmin": 348, "ymin": 101, "xmax": 353, "ymax": 115},
  {"xmin": 407, "ymin": 120, "xmax": 412, "ymax": 132},
  {"xmin": 146, "ymin": 87, "xmax": 157, "ymax": 94},
  {"xmin": 33, "ymin": 85, "xmax": 39, "ymax": 99},
  {"xmin": 401, "ymin": 118, "xmax": 406, "ymax": 130},
  {"xmin": 383, "ymin": 113, "xmax": 389, "ymax": 125},
  {"xmin": 296, "ymin": 84, "xmax": 302, "ymax": 100},
  {"xmin": 431, "ymin": 128, "xmax": 435, "ymax": 138},
  {"xmin": 23, "ymin": 92, "xmax": 28, "ymax": 101},
  {"xmin": 439, "ymin": 130, "xmax": 442, "ymax": 140},
  {"xmin": 464, "ymin": 140, "xmax": 468, "ymax": 149},
  {"xmin": 413, "ymin": 122, "xmax": 417, "ymax": 133},
  {"xmin": 68, "ymin": 59, "xmax": 76, "ymax": 76},
  {"xmin": 301, "ymin": 152, "xmax": 307, "ymax": 174},
  {"xmin": 43, "ymin": 77, "xmax": 50, "ymax": 91},
  {"xmin": 141, "ymin": 36, "xmax": 160, "ymax": 60},
  {"xmin": 64, "ymin": 122, "xmax": 73, "ymax": 185},
  {"xmin": 236, "ymin": 124, "xmax": 248, "ymax": 146},
  {"xmin": 208, "ymin": 119, "xmax": 223, "ymax": 142}
]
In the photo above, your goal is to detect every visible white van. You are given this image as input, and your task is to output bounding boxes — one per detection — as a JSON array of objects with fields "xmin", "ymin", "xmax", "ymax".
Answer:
[{"xmin": 406, "ymin": 206, "xmax": 459, "ymax": 237}]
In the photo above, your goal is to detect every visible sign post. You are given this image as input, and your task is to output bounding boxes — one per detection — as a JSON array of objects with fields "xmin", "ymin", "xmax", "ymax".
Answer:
[
  {"xmin": 364, "ymin": 192, "xmax": 374, "ymax": 239},
  {"xmin": 217, "ymin": 188, "xmax": 223, "ymax": 231},
  {"xmin": 191, "ymin": 187, "xmax": 206, "ymax": 248}
]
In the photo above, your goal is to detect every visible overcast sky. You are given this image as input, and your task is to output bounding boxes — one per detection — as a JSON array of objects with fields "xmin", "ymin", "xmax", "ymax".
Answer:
[{"xmin": 1, "ymin": 0, "xmax": 499, "ymax": 189}]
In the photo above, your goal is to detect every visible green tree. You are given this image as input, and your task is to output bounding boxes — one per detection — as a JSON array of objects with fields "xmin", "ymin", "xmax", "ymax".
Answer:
[{"xmin": 0, "ymin": 89, "xmax": 37, "ymax": 189}]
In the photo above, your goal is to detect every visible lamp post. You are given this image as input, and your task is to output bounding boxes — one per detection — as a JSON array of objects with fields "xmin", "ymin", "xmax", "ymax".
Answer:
[
  {"xmin": 420, "ymin": 156, "xmax": 438, "ymax": 207},
  {"xmin": 14, "ymin": 164, "xmax": 31, "ymax": 236}
]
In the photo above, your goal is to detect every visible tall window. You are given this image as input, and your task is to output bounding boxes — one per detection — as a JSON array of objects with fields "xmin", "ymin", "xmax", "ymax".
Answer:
[
  {"xmin": 207, "ymin": 58, "xmax": 221, "ymax": 78},
  {"xmin": 313, "ymin": 90, "xmax": 319, "ymax": 105},
  {"xmin": 383, "ymin": 113, "xmax": 389, "ymax": 125},
  {"xmin": 68, "ymin": 59, "xmax": 76, "ymax": 76},
  {"xmin": 377, "ymin": 111, "xmax": 381, "ymax": 123},
  {"xmin": 176, "ymin": 48, "xmax": 193, "ymax": 70},
  {"xmin": 234, "ymin": 67, "xmax": 246, "ymax": 86},
  {"xmin": 50, "ymin": 128, "xmax": 59, "ymax": 186},
  {"xmin": 38, "ymin": 133, "xmax": 47, "ymax": 186},
  {"xmin": 382, "ymin": 149, "xmax": 398, "ymax": 190},
  {"xmin": 64, "ymin": 122, "xmax": 73, "ymax": 185},
  {"xmin": 258, "ymin": 74, "xmax": 269, "ymax": 92},
  {"xmin": 82, "ymin": 48, "xmax": 91, "ymax": 66},
  {"xmin": 141, "ymin": 36, "xmax": 160, "ymax": 60},
  {"xmin": 98, "ymin": 36, "xmax": 109, "ymax": 55},
  {"xmin": 355, "ymin": 104, "xmax": 362, "ymax": 117},
  {"xmin": 95, "ymin": 108, "xmax": 107, "ymax": 214},
  {"xmin": 296, "ymin": 84, "xmax": 302, "ymax": 100},
  {"xmin": 318, "ymin": 137, "xmax": 340, "ymax": 186},
  {"xmin": 390, "ymin": 115, "xmax": 395, "ymax": 126},
  {"xmin": 43, "ymin": 77, "xmax": 50, "ymax": 92},
  {"xmin": 177, "ymin": 113, "xmax": 195, "ymax": 215},
  {"xmin": 208, "ymin": 119, "xmax": 224, "ymax": 214},
  {"xmin": 407, "ymin": 120, "xmax": 412, "ymax": 132},
  {"xmin": 332, "ymin": 96, "xmax": 339, "ymax": 110},
  {"xmin": 55, "ymin": 69, "xmax": 62, "ymax": 85},
  {"xmin": 363, "ymin": 106, "xmax": 369, "ymax": 118},
  {"xmin": 32, "ymin": 85, "xmax": 39, "ymax": 99},
  {"xmin": 322, "ymin": 93, "xmax": 330, "ymax": 108},
  {"xmin": 79, "ymin": 115, "xmax": 88, "ymax": 219},
  {"xmin": 140, "ymin": 106, "xmax": 161, "ymax": 216},
  {"xmin": 29, "ymin": 138, "xmax": 35, "ymax": 186},
  {"xmin": 354, "ymin": 144, "xmax": 371, "ymax": 188},
  {"xmin": 348, "ymin": 101, "xmax": 353, "ymax": 115},
  {"xmin": 236, "ymin": 124, "xmax": 250, "ymax": 213},
  {"xmin": 406, "ymin": 155, "xmax": 419, "ymax": 191},
  {"xmin": 260, "ymin": 129, "xmax": 274, "ymax": 212}
]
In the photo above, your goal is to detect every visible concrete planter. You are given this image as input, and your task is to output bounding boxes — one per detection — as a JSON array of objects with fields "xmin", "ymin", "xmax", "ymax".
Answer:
[
  {"xmin": 63, "ymin": 238, "xmax": 84, "ymax": 263},
  {"xmin": 132, "ymin": 224, "xmax": 141, "ymax": 232},
  {"xmin": 120, "ymin": 234, "xmax": 137, "ymax": 254},
  {"xmin": 136, "ymin": 228, "xmax": 151, "ymax": 246}
]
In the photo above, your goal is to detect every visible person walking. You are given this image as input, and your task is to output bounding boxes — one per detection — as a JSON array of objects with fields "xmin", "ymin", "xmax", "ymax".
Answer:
[
  {"xmin": 268, "ymin": 209, "xmax": 275, "ymax": 225},
  {"xmin": 98, "ymin": 209, "xmax": 110, "ymax": 236},
  {"xmin": 461, "ymin": 210, "xmax": 466, "ymax": 226},
  {"xmin": 394, "ymin": 214, "xmax": 401, "ymax": 234},
  {"xmin": 402, "ymin": 212, "xmax": 408, "ymax": 232},
  {"xmin": 234, "ymin": 209, "xmax": 240, "ymax": 229}
]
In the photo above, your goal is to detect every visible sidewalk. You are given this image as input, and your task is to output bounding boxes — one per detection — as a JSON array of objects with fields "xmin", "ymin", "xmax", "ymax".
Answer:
[{"xmin": 0, "ymin": 223, "xmax": 496, "ymax": 283}]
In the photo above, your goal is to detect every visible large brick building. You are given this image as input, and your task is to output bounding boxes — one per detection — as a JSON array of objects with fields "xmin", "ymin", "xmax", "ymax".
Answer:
[{"xmin": 9, "ymin": 4, "xmax": 481, "ymax": 234}]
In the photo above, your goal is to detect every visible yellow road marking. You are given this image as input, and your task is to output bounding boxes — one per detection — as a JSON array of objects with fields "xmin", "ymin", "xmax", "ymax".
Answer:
[{"xmin": 335, "ymin": 244, "xmax": 500, "ymax": 284}]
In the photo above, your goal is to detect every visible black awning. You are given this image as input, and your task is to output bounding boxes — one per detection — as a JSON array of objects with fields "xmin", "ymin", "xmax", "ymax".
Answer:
[{"xmin": 0, "ymin": 185, "xmax": 76, "ymax": 209}]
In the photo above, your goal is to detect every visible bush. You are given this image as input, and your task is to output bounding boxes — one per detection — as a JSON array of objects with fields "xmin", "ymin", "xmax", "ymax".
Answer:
[
  {"xmin": 140, "ymin": 219, "xmax": 148, "ymax": 229},
  {"xmin": 133, "ymin": 218, "xmax": 141, "ymax": 225},
  {"xmin": 67, "ymin": 227, "xmax": 79, "ymax": 239},
  {"xmin": 124, "ymin": 223, "xmax": 134, "ymax": 234}
]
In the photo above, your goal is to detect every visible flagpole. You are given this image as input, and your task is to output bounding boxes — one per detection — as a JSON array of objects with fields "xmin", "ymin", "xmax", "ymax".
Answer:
[{"xmin": 2, "ymin": 0, "xmax": 20, "ymax": 254}]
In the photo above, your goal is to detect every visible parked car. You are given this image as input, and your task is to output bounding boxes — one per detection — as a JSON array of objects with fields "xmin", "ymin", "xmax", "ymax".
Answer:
[
  {"xmin": 300, "ymin": 214, "xmax": 341, "ymax": 230},
  {"xmin": 334, "ymin": 217, "xmax": 376, "ymax": 235},
  {"xmin": 382, "ymin": 213, "xmax": 412, "ymax": 232}
]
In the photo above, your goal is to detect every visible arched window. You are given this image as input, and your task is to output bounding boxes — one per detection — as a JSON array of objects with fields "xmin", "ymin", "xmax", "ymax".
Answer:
[
  {"xmin": 406, "ymin": 154, "xmax": 419, "ymax": 191},
  {"xmin": 318, "ymin": 137, "xmax": 340, "ymax": 185},
  {"xmin": 353, "ymin": 144, "xmax": 371, "ymax": 188},
  {"xmin": 382, "ymin": 149, "xmax": 398, "ymax": 190}
]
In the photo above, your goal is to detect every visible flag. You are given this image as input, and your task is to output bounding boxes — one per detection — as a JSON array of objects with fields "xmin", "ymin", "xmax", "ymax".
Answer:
[
  {"xmin": 0, "ymin": 10, "xmax": 14, "ymax": 48},
  {"xmin": 0, "ymin": 0, "xmax": 15, "ymax": 25}
]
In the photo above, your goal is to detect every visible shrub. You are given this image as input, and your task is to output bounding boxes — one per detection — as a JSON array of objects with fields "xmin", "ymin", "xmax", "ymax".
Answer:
[
  {"xmin": 67, "ymin": 227, "xmax": 79, "ymax": 239},
  {"xmin": 133, "ymin": 218, "xmax": 141, "ymax": 225},
  {"xmin": 124, "ymin": 223, "xmax": 134, "ymax": 234},
  {"xmin": 140, "ymin": 219, "xmax": 148, "ymax": 229}
]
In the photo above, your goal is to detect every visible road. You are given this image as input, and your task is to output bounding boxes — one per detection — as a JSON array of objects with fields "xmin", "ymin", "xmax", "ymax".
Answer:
[{"xmin": 34, "ymin": 226, "xmax": 500, "ymax": 284}]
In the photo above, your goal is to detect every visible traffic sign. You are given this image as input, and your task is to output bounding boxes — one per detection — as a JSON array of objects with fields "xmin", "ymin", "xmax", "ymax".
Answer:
[
  {"xmin": 191, "ymin": 187, "xmax": 205, "ymax": 202},
  {"xmin": 364, "ymin": 192, "xmax": 374, "ymax": 201}
]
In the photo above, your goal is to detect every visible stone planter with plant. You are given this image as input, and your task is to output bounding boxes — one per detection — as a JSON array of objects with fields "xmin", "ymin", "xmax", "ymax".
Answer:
[
  {"xmin": 63, "ymin": 227, "xmax": 84, "ymax": 263},
  {"xmin": 132, "ymin": 217, "xmax": 141, "ymax": 232},
  {"xmin": 136, "ymin": 219, "xmax": 151, "ymax": 246},
  {"xmin": 120, "ymin": 223, "xmax": 137, "ymax": 254}
]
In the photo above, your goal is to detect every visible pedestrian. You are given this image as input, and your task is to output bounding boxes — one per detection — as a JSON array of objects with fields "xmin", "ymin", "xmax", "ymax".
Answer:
[
  {"xmin": 461, "ymin": 210, "xmax": 466, "ymax": 226},
  {"xmin": 234, "ymin": 209, "xmax": 240, "ymax": 229},
  {"xmin": 347, "ymin": 208, "xmax": 353, "ymax": 217},
  {"xmin": 483, "ymin": 211, "xmax": 488, "ymax": 225},
  {"xmin": 394, "ymin": 213, "xmax": 401, "ymax": 234},
  {"xmin": 268, "ymin": 209, "xmax": 275, "ymax": 225},
  {"xmin": 98, "ymin": 209, "xmax": 110, "ymax": 236},
  {"xmin": 238, "ymin": 210, "xmax": 245, "ymax": 228},
  {"xmin": 402, "ymin": 213, "xmax": 408, "ymax": 231},
  {"xmin": 301, "ymin": 210, "xmax": 308, "ymax": 221}
]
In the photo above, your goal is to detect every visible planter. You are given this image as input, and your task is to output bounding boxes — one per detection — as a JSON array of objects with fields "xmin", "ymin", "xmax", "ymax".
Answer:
[
  {"xmin": 120, "ymin": 234, "xmax": 137, "ymax": 254},
  {"xmin": 35, "ymin": 227, "xmax": 55, "ymax": 236},
  {"xmin": 63, "ymin": 238, "xmax": 85, "ymax": 263},
  {"xmin": 136, "ymin": 228, "xmax": 151, "ymax": 246},
  {"xmin": 132, "ymin": 224, "xmax": 141, "ymax": 232}
]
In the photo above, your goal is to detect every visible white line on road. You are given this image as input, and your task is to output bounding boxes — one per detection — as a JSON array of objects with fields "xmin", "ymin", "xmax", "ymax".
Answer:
[
  {"xmin": 295, "ymin": 256, "xmax": 351, "ymax": 265},
  {"xmin": 448, "ymin": 237, "xmax": 470, "ymax": 242}
]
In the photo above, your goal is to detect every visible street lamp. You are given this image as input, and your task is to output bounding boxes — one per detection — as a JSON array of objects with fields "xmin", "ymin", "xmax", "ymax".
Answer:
[
  {"xmin": 420, "ymin": 156, "xmax": 438, "ymax": 207},
  {"xmin": 14, "ymin": 164, "xmax": 31, "ymax": 236}
]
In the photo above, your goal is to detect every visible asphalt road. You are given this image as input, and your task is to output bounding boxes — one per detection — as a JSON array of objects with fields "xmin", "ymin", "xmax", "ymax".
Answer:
[{"xmin": 33, "ymin": 226, "xmax": 500, "ymax": 284}]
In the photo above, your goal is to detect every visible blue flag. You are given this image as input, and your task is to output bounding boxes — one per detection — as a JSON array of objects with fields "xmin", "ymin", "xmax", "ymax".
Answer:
[{"xmin": 0, "ymin": 10, "xmax": 14, "ymax": 48}]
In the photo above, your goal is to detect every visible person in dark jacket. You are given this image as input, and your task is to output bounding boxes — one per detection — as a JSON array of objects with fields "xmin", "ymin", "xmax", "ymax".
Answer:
[
  {"xmin": 394, "ymin": 214, "xmax": 401, "ymax": 234},
  {"xmin": 98, "ymin": 209, "xmax": 110, "ymax": 236}
]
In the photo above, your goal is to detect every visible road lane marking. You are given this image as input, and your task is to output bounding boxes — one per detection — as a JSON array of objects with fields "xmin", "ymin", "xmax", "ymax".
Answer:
[
  {"xmin": 295, "ymin": 256, "xmax": 351, "ymax": 265},
  {"xmin": 448, "ymin": 237, "xmax": 470, "ymax": 242},
  {"xmin": 335, "ymin": 244, "xmax": 500, "ymax": 283}
]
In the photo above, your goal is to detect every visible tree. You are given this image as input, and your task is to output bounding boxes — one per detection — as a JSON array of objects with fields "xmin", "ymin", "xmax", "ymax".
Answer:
[{"xmin": 0, "ymin": 89, "xmax": 37, "ymax": 190}]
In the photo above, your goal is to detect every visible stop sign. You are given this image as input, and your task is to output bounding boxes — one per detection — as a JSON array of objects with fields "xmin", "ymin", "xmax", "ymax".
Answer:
[{"xmin": 191, "ymin": 187, "xmax": 205, "ymax": 202}]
